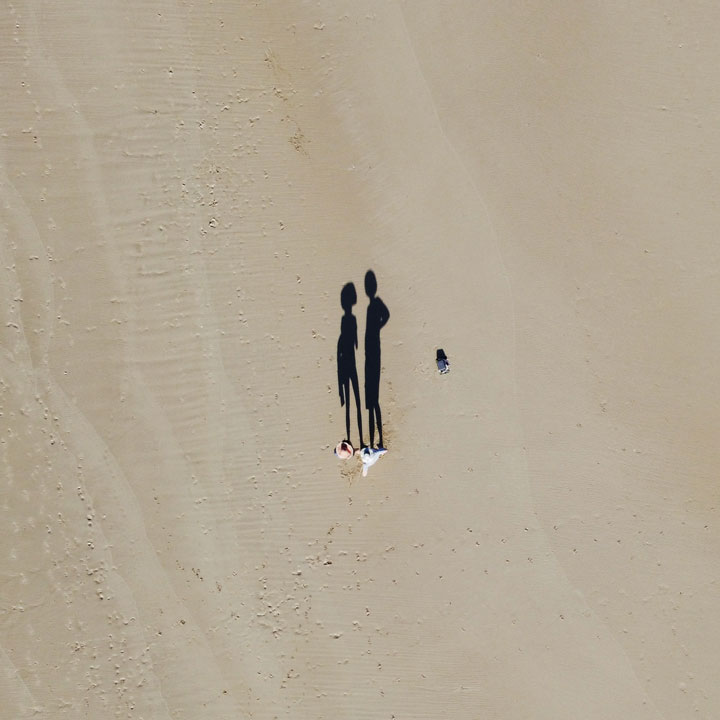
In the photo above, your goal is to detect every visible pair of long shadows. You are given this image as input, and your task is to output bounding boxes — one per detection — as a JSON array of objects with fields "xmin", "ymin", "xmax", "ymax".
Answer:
[{"xmin": 337, "ymin": 270, "xmax": 390, "ymax": 449}]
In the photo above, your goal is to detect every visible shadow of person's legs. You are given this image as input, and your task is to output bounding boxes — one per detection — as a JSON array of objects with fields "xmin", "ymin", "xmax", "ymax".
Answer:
[
  {"xmin": 375, "ymin": 403, "xmax": 383, "ymax": 448},
  {"xmin": 351, "ymin": 372, "xmax": 363, "ymax": 446}
]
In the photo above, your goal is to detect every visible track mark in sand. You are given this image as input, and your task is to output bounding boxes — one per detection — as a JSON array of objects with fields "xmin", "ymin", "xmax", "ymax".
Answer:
[
  {"xmin": 265, "ymin": 46, "xmax": 309, "ymax": 155},
  {"xmin": 0, "ymin": 158, "xmax": 57, "ymax": 375},
  {"xmin": 289, "ymin": 127, "xmax": 309, "ymax": 155},
  {"xmin": 340, "ymin": 460, "xmax": 361, "ymax": 485}
]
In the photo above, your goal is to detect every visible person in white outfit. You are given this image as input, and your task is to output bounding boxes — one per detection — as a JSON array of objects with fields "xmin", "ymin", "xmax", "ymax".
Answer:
[{"xmin": 357, "ymin": 446, "xmax": 387, "ymax": 477}]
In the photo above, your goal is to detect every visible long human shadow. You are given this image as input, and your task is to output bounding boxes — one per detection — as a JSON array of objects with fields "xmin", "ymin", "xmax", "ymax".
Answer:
[
  {"xmin": 364, "ymin": 270, "xmax": 390, "ymax": 448},
  {"xmin": 337, "ymin": 282, "xmax": 364, "ymax": 448}
]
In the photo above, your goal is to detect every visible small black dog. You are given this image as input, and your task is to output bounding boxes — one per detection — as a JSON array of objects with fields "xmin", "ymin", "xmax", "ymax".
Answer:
[{"xmin": 436, "ymin": 348, "xmax": 450, "ymax": 374}]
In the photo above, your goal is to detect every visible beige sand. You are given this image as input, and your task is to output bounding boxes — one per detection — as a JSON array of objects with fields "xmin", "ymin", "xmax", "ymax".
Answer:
[{"xmin": 2, "ymin": 2, "xmax": 719, "ymax": 718}]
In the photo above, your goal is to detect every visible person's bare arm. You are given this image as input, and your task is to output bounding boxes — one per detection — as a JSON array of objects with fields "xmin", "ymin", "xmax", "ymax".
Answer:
[{"xmin": 378, "ymin": 299, "xmax": 390, "ymax": 329}]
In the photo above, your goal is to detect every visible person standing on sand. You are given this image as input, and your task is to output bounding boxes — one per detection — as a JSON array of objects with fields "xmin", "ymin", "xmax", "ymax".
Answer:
[
  {"xmin": 357, "ymin": 446, "xmax": 387, "ymax": 477},
  {"xmin": 364, "ymin": 269, "xmax": 390, "ymax": 449},
  {"xmin": 337, "ymin": 282, "xmax": 364, "ymax": 448}
]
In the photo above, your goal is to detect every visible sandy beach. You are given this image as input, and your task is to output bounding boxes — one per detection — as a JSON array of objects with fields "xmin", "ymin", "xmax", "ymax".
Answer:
[{"xmin": 2, "ymin": 2, "xmax": 720, "ymax": 718}]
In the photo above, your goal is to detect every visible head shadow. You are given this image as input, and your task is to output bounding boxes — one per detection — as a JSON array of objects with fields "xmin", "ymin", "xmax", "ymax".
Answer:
[
  {"xmin": 341, "ymin": 282, "xmax": 357, "ymax": 313},
  {"xmin": 364, "ymin": 269, "xmax": 377, "ymax": 299}
]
